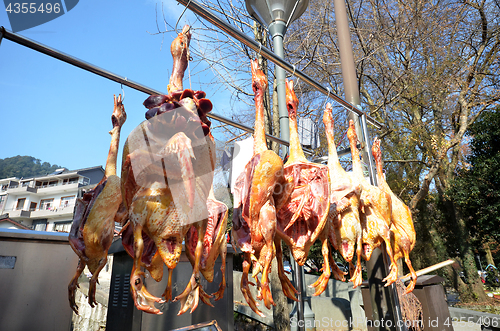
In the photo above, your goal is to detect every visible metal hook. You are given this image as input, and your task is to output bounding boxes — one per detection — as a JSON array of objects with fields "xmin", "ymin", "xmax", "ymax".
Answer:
[
  {"xmin": 121, "ymin": 82, "xmax": 126, "ymax": 102},
  {"xmin": 175, "ymin": 0, "xmax": 193, "ymax": 34},
  {"xmin": 255, "ymin": 42, "xmax": 262, "ymax": 59},
  {"xmin": 323, "ymin": 87, "xmax": 331, "ymax": 108},
  {"xmin": 291, "ymin": 65, "xmax": 300, "ymax": 84}
]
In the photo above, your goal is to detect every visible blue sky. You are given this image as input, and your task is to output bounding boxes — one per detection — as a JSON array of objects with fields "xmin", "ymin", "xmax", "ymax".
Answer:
[{"xmin": 0, "ymin": 0, "xmax": 242, "ymax": 173}]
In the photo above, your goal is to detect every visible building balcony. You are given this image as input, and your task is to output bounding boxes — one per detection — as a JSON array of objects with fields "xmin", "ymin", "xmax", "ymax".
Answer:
[
  {"xmin": 5, "ymin": 186, "xmax": 37, "ymax": 194},
  {"xmin": 6, "ymin": 204, "xmax": 75, "ymax": 220},
  {"xmin": 8, "ymin": 209, "xmax": 31, "ymax": 218},
  {"xmin": 30, "ymin": 204, "xmax": 75, "ymax": 219},
  {"xmin": 35, "ymin": 182, "xmax": 80, "ymax": 195}
]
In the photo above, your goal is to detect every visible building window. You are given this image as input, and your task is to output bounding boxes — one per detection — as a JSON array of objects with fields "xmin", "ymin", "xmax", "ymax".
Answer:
[
  {"xmin": 32, "ymin": 219, "xmax": 47, "ymax": 231},
  {"xmin": 60, "ymin": 196, "xmax": 75, "ymax": 208},
  {"xmin": 54, "ymin": 221, "xmax": 72, "ymax": 233},
  {"xmin": 16, "ymin": 198, "xmax": 26, "ymax": 210},
  {"xmin": 40, "ymin": 198, "xmax": 54, "ymax": 210},
  {"xmin": 30, "ymin": 202, "xmax": 37, "ymax": 211}
]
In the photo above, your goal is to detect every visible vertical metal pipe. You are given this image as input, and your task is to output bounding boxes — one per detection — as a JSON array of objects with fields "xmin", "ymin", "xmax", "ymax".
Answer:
[
  {"xmin": 293, "ymin": 260, "xmax": 305, "ymax": 331},
  {"xmin": 269, "ymin": 21, "xmax": 290, "ymax": 156}
]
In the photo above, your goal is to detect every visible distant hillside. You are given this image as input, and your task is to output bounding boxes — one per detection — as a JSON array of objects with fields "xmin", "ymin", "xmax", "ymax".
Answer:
[{"xmin": 0, "ymin": 156, "xmax": 64, "ymax": 179}]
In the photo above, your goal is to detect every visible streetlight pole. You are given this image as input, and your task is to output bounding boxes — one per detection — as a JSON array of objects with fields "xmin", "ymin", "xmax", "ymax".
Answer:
[{"xmin": 268, "ymin": 21, "xmax": 290, "ymax": 157}]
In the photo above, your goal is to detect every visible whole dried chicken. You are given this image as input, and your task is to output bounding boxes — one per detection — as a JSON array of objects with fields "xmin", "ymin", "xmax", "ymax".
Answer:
[
  {"xmin": 68, "ymin": 94, "xmax": 126, "ymax": 314},
  {"xmin": 372, "ymin": 138, "xmax": 417, "ymax": 293},
  {"xmin": 314, "ymin": 103, "xmax": 363, "ymax": 293},
  {"xmin": 232, "ymin": 59, "xmax": 285, "ymax": 317},
  {"xmin": 185, "ymin": 185, "xmax": 228, "ymax": 303},
  {"xmin": 275, "ymin": 80, "xmax": 330, "ymax": 294},
  {"xmin": 121, "ymin": 25, "xmax": 216, "ymax": 315},
  {"xmin": 347, "ymin": 120, "xmax": 398, "ymax": 285}
]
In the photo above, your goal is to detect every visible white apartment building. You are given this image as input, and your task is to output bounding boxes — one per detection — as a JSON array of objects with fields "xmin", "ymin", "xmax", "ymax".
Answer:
[{"xmin": 0, "ymin": 166, "xmax": 105, "ymax": 232}]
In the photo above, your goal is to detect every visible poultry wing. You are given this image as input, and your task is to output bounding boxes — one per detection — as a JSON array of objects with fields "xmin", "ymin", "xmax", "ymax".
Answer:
[
  {"xmin": 275, "ymin": 80, "xmax": 330, "ymax": 296},
  {"xmin": 232, "ymin": 59, "xmax": 287, "ymax": 317},
  {"xmin": 372, "ymin": 138, "xmax": 417, "ymax": 293},
  {"xmin": 121, "ymin": 25, "xmax": 216, "ymax": 315},
  {"xmin": 68, "ymin": 94, "xmax": 127, "ymax": 314},
  {"xmin": 346, "ymin": 120, "xmax": 398, "ymax": 285}
]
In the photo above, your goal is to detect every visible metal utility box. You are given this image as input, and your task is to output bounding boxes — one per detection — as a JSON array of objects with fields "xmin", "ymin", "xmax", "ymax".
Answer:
[
  {"xmin": 411, "ymin": 275, "xmax": 453, "ymax": 331},
  {"xmin": 361, "ymin": 275, "xmax": 453, "ymax": 331},
  {"xmin": 0, "ymin": 229, "xmax": 79, "ymax": 331},
  {"xmin": 106, "ymin": 239, "xmax": 234, "ymax": 331}
]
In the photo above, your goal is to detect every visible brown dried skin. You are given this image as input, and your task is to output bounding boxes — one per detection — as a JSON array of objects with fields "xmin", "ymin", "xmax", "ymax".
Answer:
[
  {"xmin": 275, "ymin": 80, "xmax": 329, "ymax": 285},
  {"xmin": 315, "ymin": 103, "xmax": 363, "ymax": 293},
  {"xmin": 231, "ymin": 59, "xmax": 285, "ymax": 317},
  {"xmin": 372, "ymin": 138, "xmax": 417, "ymax": 294},
  {"xmin": 68, "ymin": 94, "xmax": 126, "ymax": 314},
  {"xmin": 346, "ymin": 120, "xmax": 398, "ymax": 286}
]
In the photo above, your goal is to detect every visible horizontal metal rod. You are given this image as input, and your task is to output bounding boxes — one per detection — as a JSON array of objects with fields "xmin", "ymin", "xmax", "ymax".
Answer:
[
  {"xmin": 175, "ymin": 0, "xmax": 383, "ymax": 129},
  {"xmin": 0, "ymin": 26, "xmax": 313, "ymax": 154},
  {"xmin": 0, "ymin": 27, "xmax": 163, "ymax": 96}
]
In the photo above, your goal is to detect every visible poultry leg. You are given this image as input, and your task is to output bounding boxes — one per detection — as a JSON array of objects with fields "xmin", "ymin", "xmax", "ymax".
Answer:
[
  {"xmin": 257, "ymin": 200, "xmax": 277, "ymax": 310},
  {"xmin": 402, "ymin": 251, "xmax": 417, "ymax": 294},
  {"xmin": 174, "ymin": 221, "xmax": 207, "ymax": 315},
  {"xmin": 241, "ymin": 253, "xmax": 263, "ymax": 317},
  {"xmin": 274, "ymin": 238, "xmax": 299, "ymax": 301},
  {"xmin": 88, "ymin": 256, "xmax": 108, "ymax": 308},
  {"xmin": 212, "ymin": 241, "xmax": 227, "ymax": 301},
  {"xmin": 130, "ymin": 223, "xmax": 165, "ymax": 315},
  {"xmin": 349, "ymin": 232, "xmax": 363, "ymax": 288},
  {"xmin": 68, "ymin": 259, "xmax": 85, "ymax": 314}
]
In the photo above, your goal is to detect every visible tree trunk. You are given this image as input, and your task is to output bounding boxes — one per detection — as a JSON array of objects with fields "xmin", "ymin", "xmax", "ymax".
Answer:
[
  {"xmin": 447, "ymin": 198, "xmax": 488, "ymax": 302},
  {"xmin": 484, "ymin": 243, "xmax": 496, "ymax": 268}
]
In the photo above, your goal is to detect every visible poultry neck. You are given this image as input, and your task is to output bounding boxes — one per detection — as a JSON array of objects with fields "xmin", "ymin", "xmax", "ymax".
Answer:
[
  {"xmin": 251, "ymin": 59, "xmax": 268, "ymax": 155},
  {"xmin": 104, "ymin": 94, "xmax": 126, "ymax": 178},
  {"xmin": 168, "ymin": 25, "xmax": 191, "ymax": 94},
  {"xmin": 323, "ymin": 103, "xmax": 345, "ymax": 174},
  {"xmin": 347, "ymin": 120, "xmax": 365, "ymax": 183},
  {"xmin": 285, "ymin": 79, "xmax": 307, "ymax": 164}
]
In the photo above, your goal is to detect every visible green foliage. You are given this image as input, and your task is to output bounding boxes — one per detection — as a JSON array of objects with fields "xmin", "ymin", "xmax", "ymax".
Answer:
[
  {"xmin": 449, "ymin": 109, "xmax": 500, "ymax": 246},
  {"xmin": 0, "ymin": 156, "xmax": 63, "ymax": 179}
]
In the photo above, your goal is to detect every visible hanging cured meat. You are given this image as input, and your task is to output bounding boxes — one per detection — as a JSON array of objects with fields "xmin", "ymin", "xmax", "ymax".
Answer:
[
  {"xmin": 275, "ymin": 80, "xmax": 330, "ymax": 293},
  {"xmin": 372, "ymin": 138, "xmax": 417, "ymax": 293},
  {"xmin": 346, "ymin": 120, "xmax": 398, "ymax": 285},
  {"xmin": 313, "ymin": 103, "xmax": 363, "ymax": 294},
  {"xmin": 231, "ymin": 59, "xmax": 286, "ymax": 317},
  {"xmin": 68, "ymin": 94, "xmax": 127, "ymax": 314},
  {"xmin": 120, "ymin": 24, "xmax": 216, "ymax": 315}
]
